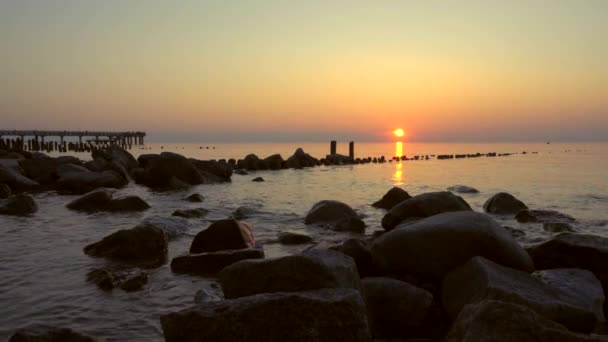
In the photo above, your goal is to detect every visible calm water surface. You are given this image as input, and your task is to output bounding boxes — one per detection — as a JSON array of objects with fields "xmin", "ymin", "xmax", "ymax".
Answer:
[{"xmin": 1, "ymin": 142, "xmax": 607, "ymax": 341}]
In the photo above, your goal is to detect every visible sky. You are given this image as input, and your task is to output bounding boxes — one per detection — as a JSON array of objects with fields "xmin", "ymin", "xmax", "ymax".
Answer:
[{"xmin": 0, "ymin": 0, "xmax": 606, "ymax": 142}]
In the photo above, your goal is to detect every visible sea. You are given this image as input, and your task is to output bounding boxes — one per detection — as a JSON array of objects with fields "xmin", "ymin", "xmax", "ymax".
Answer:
[{"xmin": 1, "ymin": 141, "xmax": 607, "ymax": 341}]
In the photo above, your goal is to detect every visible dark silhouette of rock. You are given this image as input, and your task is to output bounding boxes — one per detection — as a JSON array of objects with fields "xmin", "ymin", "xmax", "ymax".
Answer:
[
  {"xmin": 134, "ymin": 152, "xmax": 204, "ymax": 188},
  {"xmin": 185, "ymin": 193, "xmax": 203, "ymax": 202},
  {"xmin": 362, "ymin": 277, "xmax": 433, "ymax": 338},
  {"xmin": 372, "ymin": 211, "xmax": 534, "ymax": 279},
  {"xmin": 277, "ymin": 231, "xmax": 313, "ymax": 245},
  {"xmin": 84, "ymin": 225, "xmax": 168, "ymax": 267},
  {"xmin": 543, "ymin": 222, "xmax": 575, "ymax": 233},
  {"xmin": 137, "ymin": 215, "xmax": 190, "ymax": 240},
  {"xmin": 106, "ymin": 196, "xmax": 150, "ymax": 212},
  {"xmin": 190, "ymin": 219, "xmax": 255, "ymax": 253},
  {"xmin": 447, "ymin": 185, "xmax": 479, "ymax": 194},
  {"xmin": 286, "ymin": 148, "xmax": 319, "ymax": 168},
  {"xmin": 0, "ymin": 183, "xmax": 11, "ymax": 198},
  {"xmin": 516, "ymin": 209, "xmax": 576, "ymax": 223},
  {"xmin": 160, "ymin": 288, "xmax": 370, "ymax": 342},
  {"xmin": 231, "ymin": 206, "xmax": 256, "ymax": 220},
  {"xmin": 171, "ymin": 248, "xmax": 265, "ymax": 275},
  {"xmin": 0, "ymin": 163, "xmax": 39, "ymax": 192},
  {"xmin": 172, "ymin": 208, "xmax": 208, "ymax": 218},
  {"xmin": 325, "ymin": 153, "xmax": 354, "ymax": 165},
  {"xmin": 0, "ymin": 194, "xmax": 38, "ymax": 216},
  {"xmin": 57, "ymin": 169, "xmax": 127, "ymax": 194},
  {"xmin": 483, "ymin": 192, "xmax": 528, "ymax": 214},
  {"xmin": 330, "ymin": 238, "xmax": 377, "ymax": 278},
  {"xmin": 252, "ymin": 177, "xmax": 264, "ymax": 182},
  {"xmin": 9, "ymin": 325, "xmax": 96, "ymax": 342},
  {"xmin": 372, "ymin": 187, "xmax": 412, "ymax": 210},
  {"xmin": 445, "ymin": 300, "xmax": 605, "ymax": 342},
  {"xmin": 234, "ymin": 169, "xmax": 248, "ymax": 175},
  {"xmin": 442, "ymin": 257, "xmax": 601, "ymax": 333},
  {"xmin": 86, "ymin": 268, "xmax": 148, "ymax": 292},
  {"xmin": 66, "ymin": 189, "xmax": 149, "ymax": 212},
  {"xmin": 381, "ymin": 191, "xmax": 472, "ymax": 230},
  {"xmin": 219, "ymin": 249, "xmax": 360, "ymax": 299},
  {"xmin": 237, "ymin": 154, "xmax": 261, "ymax": 170},
  {"xmin": 190, "ymin": 159, "xmax": 233, "ymax": 183},
  {"xmin": 305, "ymin": 200, "xmax": 365, "ymax": 232},
  {"xmin": 263, "ymin": 154, "xmax": 284, "ymax": 170}
]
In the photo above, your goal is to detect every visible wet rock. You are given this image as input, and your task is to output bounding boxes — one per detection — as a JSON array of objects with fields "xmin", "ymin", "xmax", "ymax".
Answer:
[
  {"xmin": 442, "ymin": 257, "xmax": 600, "ymax": 333},
  {"xmin": 160, "ymin": 288, "xmax": 370, "ymax": 342},
  {"xmin": 252, "ymin": 177, "xmax": 264, "ymax": 182},
  {"xmin": 0, "ymin": 183, "xmax": 12, "ymax": 198},
  {"xmin": 516, "ymin": 209, "xmax": 576, "ymax": 223},
  {"xmin": 0, "ymin": 163, "xmax": 39, "ymax": 192},
  {"xmin": 194, "ymin": 287, "xmax": 222, "ymax": 304},
  {"xmin": 371, "ymin": 187, "xmax": 412, "ymax": 210},
  {"xmin": 137, "ymin": 216, "xmax": 190, "ymax": 240},
  {"xmin": 190, "ymin": 159, "xmax": 233, "ymax": 183},
  {"xmin": 447, "ymin": 185, "xmax": 479, "ymax": 194},
  {"xmin": 381, "ymin": 191, "xmax": 472, "ymax": 231},
  {"xmin": 171, "ymin": 248, "xmax": 265, "ymax": 275},
  {"xmin": 234, "ymin": 169, "xmax": 248, "ymax": 175},
  {"xmin": 325, "ymin": 153, "xmax": 355, "ymax": 165},
  {"xmin": 185, "ymin": 193, "xmax": 203, "ymax": 202},
  {"xmin": 330, "ymin": 238, "xmax": 377, "ymax": 278},
  {"xmin": 220, "ymin": 249, "xmax": 360, "ymax": 299},
  {"xmin": 86, "ymin": 268, "xmax": 148, "ymax": 292},
  {"xmin": 305, "ymin": 200, "xmax": 365, "ymax": 233},
  {"xmin": 362, "ymin": 277, "xmax": 433, "ymax": 338},
  {"xmin": 0, "ymin": 194, "xmax": 38, "ymax": 216},
  {"xmin": 372, "ymin": 211, "xmax": 534, "ymax": 279},
  {"xmin": 92, "ymin": 145, "xmax": 139, "ymax": 179},
  {"xmin": 503, "ymin": 226, "xmax": 526, "ymax": 238},
  {"xmin": 544, "ymin": 222, "xmax": 576, "ymax": 233},
  {"xmin": 483, "ymin": 192, "xmax": 528, "ymax": 215},
  {"xmin": 231, "ymin": 206, "xmax": 256, "ymax": 220},
  {"xmin": 84, "ymin": 225, "xmax": 168, "ymax": 267},
  {"xmin": 286, "ymin": 148, "xmax": 319, "ymax": 168},
  {"xmin": 66, "ymin": 189, "xmax": 149, "ymax": 212},
  {"xmin": 18, "ymin": 158, "xmax": 61, "ymax": 186},
  {"xmin": 172, "ymin": 208, "xmax": 209, "ymax": 218},
  {"xmin": 104, "ymin": 195, "xmax": 150, "ymax": 212},
  {"xmin": 445, "ymin": 300, "xmax": 605, "ymax": 342},
  {"xmin": 190, "ymin": 219, "xmax": 255, "ymax": 253},
  {"xmin": 277, "ymin": 231, "xmax": 313, "ymax": 245},
  {"xmin": 134, "ymin": 152, "xmax": 204, "ymax": 188},
  {"xmin": 9, "ymin": 325, "xmax": 96, "ymax": 342},
  {"xmin": 263, "ymin": 154, "xmax": 284, "ymax": 170},
  {"xmin": 57, "ymin": 169, "xmax": 127, "ymax": 194}
]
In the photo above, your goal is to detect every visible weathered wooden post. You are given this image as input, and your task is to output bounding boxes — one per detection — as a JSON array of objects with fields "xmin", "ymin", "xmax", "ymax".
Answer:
[
  {"xmin": 330, "ymin": 140, "xmax": 337, "ymax": 155},
  {"xmin": 349, "ymin": 141, "xmax": 355, "ymax": 159}
]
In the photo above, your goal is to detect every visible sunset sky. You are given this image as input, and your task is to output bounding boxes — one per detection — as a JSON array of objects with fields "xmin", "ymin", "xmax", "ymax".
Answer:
[{"xmin": 1, "ymin": 1, "xmax": 606, "ymax": 142}]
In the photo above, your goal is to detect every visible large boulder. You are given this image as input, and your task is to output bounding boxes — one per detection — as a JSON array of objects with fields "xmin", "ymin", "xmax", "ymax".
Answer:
[
  {"xmin": 94, "ymin": 145, "xmax": 139, "ymax": 176},
  {"xmin": 136, "ymin": 215, "xmax": 190, "ymax": 240},
  {"xmin": 160, "ymin": 288, "xmax": 371, "ymax": 342},
  {"xmin": 237, "ymin": 154, "xmax": 262, "ymax": 170},
  {"xmin": 277, "ymin": 231, "xmax": 313, "ymax": 245},
  {"xmin": 66, "ymin": 189, "xmax": 149, "ymax": 212},
  {"xmin": 325, "ymin": 153, "xmax": 354, "ymax": 165},
  {"xmin": 371, "ymin": 211, "xmax": 534, "ymax": 279},
  {"xmin": 9, "ymin": 325, "xmax": 96, "ymax": 342},
  {"xmin": 442, "ymin": 257, "xmax": 602, "ymax": 333},
  {"xmin": 18, "ymin": 157, "xmax": 60, "ymax": 186},
  {"xmin": 105, "ymin": 196, "xmax": 150, "ymax": 212},
  {"xmin": 527, "ymin": 233, "xmax": 608, "ymax": 316},
  {"xmin": 219, "ymin": 249, "xmax": 361, "ymax": 299},
  {"xmin": 83, "ymin": 225, "xmax": 168, "ymax": 267},
  {"xmin": 0, "ymin": 194, "xmax": 38, "ymax": 216},
  {"xmin": 0, "ymin": 162, "xmax": 39, "ymax": 192},
  {"xmin": 286, "ymin": 148, "xmax": 318, "ymax": 168},
  {"xmin": 483, "ymin": 192, "xmax": 528, "ymax": 214},
  {"xmin": 372, "ymin": 187, "xmax": 412, "ymax": 210},
  {"xmin": 304, "ymin": 200, "xmax": 365, "ymax": 232},
  {"xmin": 445, "ymin": 300, "xmax": 606, "ymax": 342},
  {"xmin": 381, "ymin": 191, "xmax": 472, "ymax": 230},
  {"xmin": 134, "ymin": 152, "xmax": 203, "ymax": 188},
  {"xmin": 330, "ymin": 238, "xmax": 377, "ymax": 278},
  {"xmin": 57, "ymin": 169, "xmax": 127, "ymax": 194},
  {"xmin": 171, "ymin": 248, "xmax": 265, "ymax": 275},
  {"xmin": 516, "ymin": 209, "xmax": 576, "ymax": 223},
  {"xmin": 361, "ymin": 277, "xmax": 433, "ymax": 338},
  {"xmin": 190, "ymin": 159, "xmax": 233, "ymax": 182},
  {"xmin": 190, "ymin": 219, "xmax": 255, "ymax": 253},
  {"xmin": 263, "ymin": 154, "xmax": 284, "ymax": 170}
]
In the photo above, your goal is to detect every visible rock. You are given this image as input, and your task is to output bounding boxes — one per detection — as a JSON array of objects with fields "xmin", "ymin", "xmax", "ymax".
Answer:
[
  {"xmin": 483, "ymin": 192, "xmax": 528, "ymax": 214},
  {"xmin": 234, "ymin": 169, "xmax": 248, "ymax": 175},
  {"xmin": 252, "ymin": 177, "xmax": 264, "ymax": 182},
  {"xmin": 371, "ymin": 187, "xmax": 412, "ymax": 210},
  {"xmin": 527, "ymin": 233, "xmax": 608, "ymax": 316},
  {"xmin": 330, "ymin": 239, "xmax": 377, "ymax": 278},
  {"xmin": 286, "ymin": 148, "xmax": 319, "ymax": 168},
  {"xmin": 160, "ymin": 288, "xmax": 371, "ymax": 342},
  {"xmin": 172, "ymin": 208, "xmax": 209, "ymax": 218},
  {"xmin": 66, "ymin": 189, "xmax": 149, "ymax": 212},
  {"xmin": 86, "ymin": 268, "xmax": 148, "ymax": 292},
  {"xmin": 9, "ymin": 325, "xmax": 96, "ymax": 342},
  {"xmin": 445, "ymin": 300, "xmax": 606, "ymax": 342},
  {"xmin": 219, "ymin": 249, "xmax": 360, "ymax": 299},
  {"xmin": 185, "ymin": 193, "xmax": 204, "ymax": 202},
  {"xmin": 137, "ymin": 216, "xmax": 190, "ymax": 240},
  {"xmin": 371, "ymin": 211, "xmax": 534, "ymax": 279},
  {"xmin": 447, "ymin": 185, "xmax": 479, "ymax": 193},
  {"xmin": 57, "ymin": 169, "xmax": 127, "ymax": 194},
  {"xmin": 231, "ymin": 206, "xmax": 256, "ymax": 220},
  {"xmin": 361, "ymin": 277, "xmax": 433, "ymax": 338},
  {"xmin": 305, "ymin": 200, "xmax": 365, "ymax": 232},
  {"xmin": 94, "ymin": 145, "xmax": 139, "ymax": 178},
  {"xmin": 277, "ymin": 231, "xmax": 313, "ymax": 245},
  {"xmin": 381, "ymin": 191, "xmax": 472, "ymax": 230},
  {"xmin": 0, "ymin": 183, "xmax": 12, "ymax": 198},
  {"xmin": 56, "ymin": 163, "xmax": 90, "ymax": 177},
  {"xmin": 105, "ymin": 195, "xmax": 150, "ymax": 212},
  {"xmin": 0, "ymin": 194, "xmax": 38, "ymax": 216},
  {"xmin": 0, "ymin": 163, "xmax": 39, "ymax": 192},
  {"xmin": 194, "ymin": 287, "xmax": 222, "ymax": 304},
  {"xmin": 18, "ymin": 158, "xmax": 60, "ymax": 186},
  {"xmin": 171, "ymin": 248, "xmax": 265, "ymax": 275},
  {"xmin": 190, "ymin": 219, "xmax": 255, "ymax": 253},
  {"xmin": 83, "ymin": 225, "xmax": 168, "ymax": 267},
  {"xmin": 517, "ymin": 209, "xmax": 576, "ymax": 223},
  {"xmin": 544, "ymin": 222, "xmax": 576, "ymax": 233},
  {"xmin": 263, "ymin": 154, "xmax": 284, "ymax": 170},
  {"xmin": 190, "ymin": 159, "xmax": 233, "ymax": 182},
  {"xmin": 134, "ymin": 152, "xmax": 203, "ymax": 188},
  {"xmin": 325, "ymin": 153, "xmax": 354, "ymax": 165},
  {"xmin": 442, "ymin": 256, "xmax": 601, "ymax": 333},
  {"xmin": 503, "ymin": 226, "xmax": 526, "ymax": 238}
]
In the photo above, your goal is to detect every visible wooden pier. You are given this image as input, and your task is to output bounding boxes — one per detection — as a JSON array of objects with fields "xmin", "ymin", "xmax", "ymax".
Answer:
[{"xmin": 0, "ymin": 130, "xmax": 146, "ymax": 153}]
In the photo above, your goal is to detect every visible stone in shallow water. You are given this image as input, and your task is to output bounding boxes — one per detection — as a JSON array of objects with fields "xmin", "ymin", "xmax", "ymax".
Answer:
[
  {"xmin": 252, "ymin": 177, "xmax": 264, "ymax": 182},
  {"xmin": 447, "ymin": 185, "xmax": 479, "ymax": 194},
  {"xmin": 305, "ymin": 200, "xmax": 365, "ymax": 232},
  {"xmin": 483, "ymin": 192, "xmax": 528, "ymax": 215},
  {"xmin": 0, "ymin": 194, "xmax": 38, "ymax": 216},
  {"xmin": 185, "ymin": 193, "xmax": 204, "ymax": 202},
  {"xmin": 543, "ymin": 221, "xmax": 576, "ymax": 233},
  {"xmin": 172, "ymin": 208, "xmax": 209, "ymax": 218},
  {"xmin": 171, "ymin": 248, "xmax": 265, "ymax": 275},
  {"xmin": 86, "ymin": 268, "xmax": 148, "ymax": 292},
  {"xmin": 190, "ymin": 219, "xmax": 255, "ymax": 253},
  {"xmin": 277, "ymin": 231, "xmax": 313, "ymax": 245},
  {"xmin": 371, "ymin": 186, "xmax": 412, "ymax": 210},
  {"xmin": 516, "ymin": 209, "xmax": 576, "ymax": 223}
]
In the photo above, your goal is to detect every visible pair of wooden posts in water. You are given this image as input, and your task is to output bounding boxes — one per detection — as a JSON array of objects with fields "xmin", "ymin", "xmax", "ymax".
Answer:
[{"xmin": 330, "ymin": 140, "xmax": 355, "ymax": 159}]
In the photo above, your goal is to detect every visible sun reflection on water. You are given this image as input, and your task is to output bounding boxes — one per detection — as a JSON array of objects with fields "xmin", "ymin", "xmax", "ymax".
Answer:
[
  {"xmin": 393, "ymin": 161, "xmax": 403, "ymax": 185},
  {"xmin": 395, "ymin": 141, "xmax": 403, "ymax": 158}
]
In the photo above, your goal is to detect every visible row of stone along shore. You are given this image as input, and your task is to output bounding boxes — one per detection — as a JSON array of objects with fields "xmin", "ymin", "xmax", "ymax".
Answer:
[{"xmin": 4, "ymin": 145, "xmax": 605, "ymax": 342}]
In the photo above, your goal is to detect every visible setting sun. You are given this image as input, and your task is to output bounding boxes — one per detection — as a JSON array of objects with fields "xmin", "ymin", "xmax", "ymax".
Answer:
[{"xmin": 393, "ymin": 128, "xmax": 405, "ymax": 137}]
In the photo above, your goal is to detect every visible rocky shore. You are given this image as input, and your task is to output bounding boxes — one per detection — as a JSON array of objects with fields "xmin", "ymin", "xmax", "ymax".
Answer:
[{"xmin": 3, "ymin": 145, "xmax": 608, "ymax": 341}]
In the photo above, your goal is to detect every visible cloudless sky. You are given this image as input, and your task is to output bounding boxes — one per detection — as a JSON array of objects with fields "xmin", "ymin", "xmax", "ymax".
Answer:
[{"xmin": 1, "ymin": 0, "xmax": 606, "ymax": 142}]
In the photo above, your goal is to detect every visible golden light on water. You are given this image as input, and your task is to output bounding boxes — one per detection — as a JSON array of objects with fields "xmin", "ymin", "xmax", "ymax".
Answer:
[
  {"xmin": 393, "ymin": 128, "xmax": 405, "ymax": 137},
  {"xmin": 393, "ymin": 161, "xmax": 403, "ymax": 185},
  {"xmin": 395, "ymin": 141, "xmax": 403, "ymax": 158}
]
